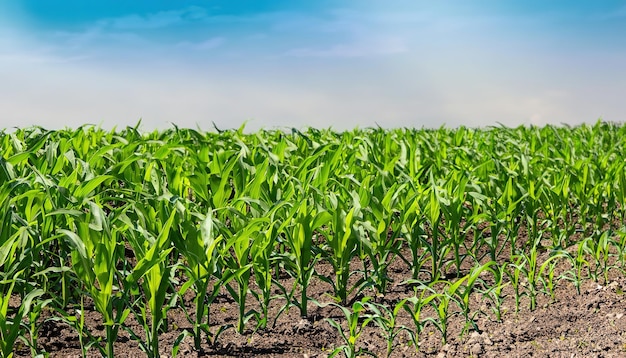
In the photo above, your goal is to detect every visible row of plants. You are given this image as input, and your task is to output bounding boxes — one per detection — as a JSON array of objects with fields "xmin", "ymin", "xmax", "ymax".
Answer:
[{"xmin": 1, "ymin": 121, "xmax": 625, "ymax": 357}]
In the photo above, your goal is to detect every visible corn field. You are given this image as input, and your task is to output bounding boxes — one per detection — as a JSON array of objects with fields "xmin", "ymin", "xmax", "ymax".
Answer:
[{"xmin": 2, "ymin": 121, "xmax": 626, "ymax": 357}]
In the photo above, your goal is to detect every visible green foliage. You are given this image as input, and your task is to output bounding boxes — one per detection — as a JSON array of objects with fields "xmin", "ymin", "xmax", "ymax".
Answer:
[{"xmin": 1, "ymin": 121, "xmax": 625, "ymax": 356}]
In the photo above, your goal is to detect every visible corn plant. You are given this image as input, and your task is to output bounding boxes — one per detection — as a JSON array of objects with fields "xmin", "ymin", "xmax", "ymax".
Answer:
[
  {"xmin": 3, "ymin": 121, "xmax": 626, "ymax": 357},
  {"xmin": 559, "ymin": 247, "xmax": 588, "ymax": 295},
  {"xmin": 421, "ymin": 173, "xmax": 451, "ymax": 282},
  {"xmin": 319, "ymin": 190, "xmax": 368, "ymax": 304},
  {"xmin": 539, "ymin": 256, "xmax": 561, "ymax": 303},
  {"xmin": 122, "ymin": 206, "xmax": 178, "ymax": 358},
  {"xmin": 323, "ymin": 298, "xmax": 376, "ymax": 358},
  {"xmin": 50, "ymin": 296, "xmax": 94, "ymax": 358},
  {"xmin": 449, "ymin": 262, "xmax": 496, "ymax": 334},
  {"xmin": 249, "ymin": 201, "xmax": 289, "ymax": 330},
  {"xmin": 425, "ymin": 283, "xmax": 454, "ymax": 345},
  {"xmin": 360, "ymin": 180, "xmax": 406, "ymax": 296},
  {"xmin": 60, "ymin": 201, "xmax": 129, "ymax": 358},
  {"xmin": 364, "ymin": 299, "xmax": 412, "ymax": 358},
  {"xmin": 538, "ymin": 174, "xmax": 574, "ymax": 249},
  {"xmin": 507, "ymin": 240, "xmax": 566, "ymax": 311},
  {"xmin": 581, "ymin": 231, "xmax": 616, "ymax": 284},
  {"xmin": 479, "ymin": 168, "xmax": 526, "ymax": 261},
  {"xmin": 279, "ymin": 199, "xmax": 331, "ymax": 318},
  {"xmin": 406, "ymin": 271, "xmax": 484, "ymax": 345},
  {"xmin": 476, "ymin": 263, "xmax": 509, "ymax": 322},
  {"xmin": 613, "ymin": 162, "xmax": 626, "ymax": 222},
  {"xmin": 439, "ymin": 171, "xmax": 475, "ymax": 274},
  {"xmin": 613, "ymin": 229, "xmax": 626, "ymax": 270},
  {"xmin": 174, "ymin": 209, "xmax": 234, "ymax": 349},
  {"xmin": 402, "ymin": 285, "xmax": 441, "ymax": 352},
  {"xmin": 397, "ymin": 189, "xmax": 430, "ymax": 280},
  {"xmin": 0, "ymin": 201, "xmax": 45, "ymax": 357},
  {"xmin": 222, "ymin": 214, "xmax": 269, "ymax": 334},
  {"xmin": 0, "ymin": 283, "xmax": 44, "ymax": 358}
]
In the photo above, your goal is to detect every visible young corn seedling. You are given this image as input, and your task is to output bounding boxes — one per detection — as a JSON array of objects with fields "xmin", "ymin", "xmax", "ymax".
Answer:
[
  {"xmin": 581, "ymin": 231, "xmax": 615, "ymax": 284},
  {"xmin": 406, "ymin": 269, "xmax": 484, "ymax": 345},
  {"xmin": 477, "ymin": 263, "xmax": 509, "ymax": 322},
  {"xmin": 397, "ymin": 190, "xmax": 430, "ymax": 280},
  {"xmin": 319, "ymin": 190, "xmax": 368, "ymax": 305},
  {"xmin": 558, "ymin": 248, "xmax": 588, "ymax": 295},
  {"xmin": 175, "ymin": 209, "xmax": 234, "ymax": 349},
  {"xmin": 538, "ymin": 174, "xmax": 574, "ymax": 249},
  {"xmin": 249, "ymin": 201, "xmax": 289, "ymax": 330},
  {"xmin": 427, "ymin": 284, "xmax": 454, "ymax": 345},
  {"xmin": 480, "ymin": 172, "xmax": 525, "ymax": 261},
  {"xmin": 508, "ymin": 241, "xmax": 565, "ymax": 311},
  {"xmin": 449, "ymin": 262, "xmax": 496, "ymax": 335},
  {"xmin": 614, "ymin": 162, "xmax": 626, "ymax": 222},
  {"xmin": 0, "ymin": 189, "xmax": 29, "ymax": 358},
  {"xmin": 364, "ymin": 299, "xmax": 412, "ymax": 358},
  {"xmin": 222, "ymin": 214, "xmax": 269, "ymax": 334},
  {"xmin": 0, "ymin": 192, "xmax": 46, "ymax": 353},
  {"xmin": 280, "ymin": 200, "xmax": 331, "ymax": 318},
  {"xmin": 500, "ymin": 174, "xmax": 527, "ymax": 256},
  {"xmin": 402, "ymin": 285, "xmax": 441, "ymax": 352},
  {"xmin": 402, "ymin": 277, "xmax": 457, "ymax": 346},
  {"xmin": 421, "ymin": 173, "xmax": 452, "ymax": 282},
  {"xmin": 359, "ymin": 178, "xmax": 406, "ymax": 296},
  {"xmin": 613, "ymin": 229, "xmax": 626, "ymax": 272},
  {"xmin": 0, "ymin": 281, "xmax": 44, "ymax": 358},
  {"xmin": 539, "ymin": 256, "xmax": 561, "ymax": 303},
  {"xmin": 22, "ymin": 292, "xmax": 53, "ymax": 358},
  {"xmin": 323, "ymin": 298, "xmax": 376, "ymax": 358},
  {"xmin": 60, "ymin": 202, "xmax": 129, "ymax": 358},
  {"xmin": 505, "ymin": 257, "xmax": 525, "ymax": 314},
  {"xmin": 50, "ymin": 295, "xmax": 95, "ymax": 358},
  {"xmin": 439, "ymin": 171, "xmax": 475, "ymax": 274},
  {"xmin": 123, "ymin": 207, "xmax": 177, "ymax": 358}
]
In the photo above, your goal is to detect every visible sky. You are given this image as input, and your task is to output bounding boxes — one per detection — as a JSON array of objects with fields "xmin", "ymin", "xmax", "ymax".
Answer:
[{"xmin": 1, "ymin": 1, "xmax": 625, "ymax": 131}]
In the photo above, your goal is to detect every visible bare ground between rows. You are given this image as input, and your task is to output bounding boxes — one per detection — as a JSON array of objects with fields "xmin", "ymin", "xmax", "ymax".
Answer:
[{"xmin": 13, "ymin": 221, "xmax": 626, "ymax": 358}]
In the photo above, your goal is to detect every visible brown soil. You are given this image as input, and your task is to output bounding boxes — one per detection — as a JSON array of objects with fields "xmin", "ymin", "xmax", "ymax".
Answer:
[{"xmin": 12, "ymin": 227, "xmax": 626, "ymax": 358}]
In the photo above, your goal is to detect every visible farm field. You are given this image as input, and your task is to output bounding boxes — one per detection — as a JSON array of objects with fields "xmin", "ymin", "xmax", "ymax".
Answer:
[{"xmin": 2, "ymin": 122, "xmax": 626, "ymax": 357}]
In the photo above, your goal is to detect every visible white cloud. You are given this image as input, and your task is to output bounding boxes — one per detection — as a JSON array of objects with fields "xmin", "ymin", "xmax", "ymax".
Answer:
[
  {"xmin": 20, "ymin": 6, "xmax": 216, "ymax": 61},
  {"xmin": 9, "ymin": 7, "xmax": 422, "ymax": 63},
  {"xmin": 271, "ymin": 9, "xmax": 416, "ymax": 58}
]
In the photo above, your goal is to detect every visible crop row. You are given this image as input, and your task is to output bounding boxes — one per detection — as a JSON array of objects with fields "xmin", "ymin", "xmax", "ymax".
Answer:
[{"xmin": 1, "ymin": 121, "xmax": 626, "ymax": 357}]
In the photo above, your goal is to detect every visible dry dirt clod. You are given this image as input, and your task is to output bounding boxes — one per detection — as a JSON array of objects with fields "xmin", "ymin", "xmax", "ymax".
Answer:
[
  {"xmin": 294, "ymin": 318, "xmax": 312, "ymax": 333},
  {"xmin": 470, "ymin": 342, "xmax": 483, "ymax": 355},
  {"xmin": 467, "ymin": 331, "xmax": 481, "ymax": 345}
]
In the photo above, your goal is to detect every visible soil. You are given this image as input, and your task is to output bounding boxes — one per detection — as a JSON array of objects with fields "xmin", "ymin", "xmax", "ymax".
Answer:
[{"xmin": 12, "ymin": 225, "xmax": 626, "ymax": 358}]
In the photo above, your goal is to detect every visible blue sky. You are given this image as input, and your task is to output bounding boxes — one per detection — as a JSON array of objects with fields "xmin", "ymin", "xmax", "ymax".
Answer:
[{"xmin": 1, "ymin": 1, "xmax": 625, "ymax": 131}]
